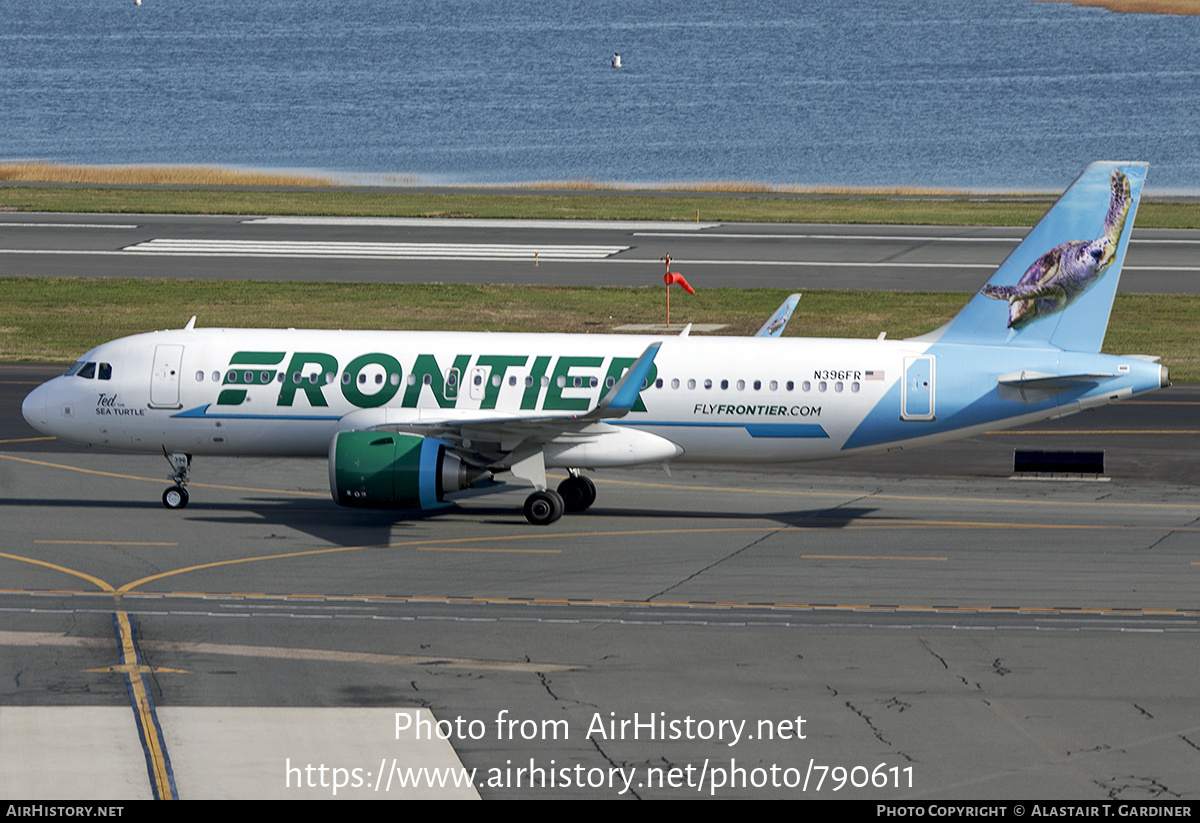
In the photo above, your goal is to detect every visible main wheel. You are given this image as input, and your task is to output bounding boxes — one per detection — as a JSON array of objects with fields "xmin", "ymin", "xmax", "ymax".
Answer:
[
  {"xmin": 557, "ymin": 475, "xmax": 597, "ymax": 512},
  {"xmin": 162, "ymin": 485, "xmax": 189, "ymax": 509},
  {"xmin": 523, "ymin": 489, "xmax": 564, "ymax": 526}
]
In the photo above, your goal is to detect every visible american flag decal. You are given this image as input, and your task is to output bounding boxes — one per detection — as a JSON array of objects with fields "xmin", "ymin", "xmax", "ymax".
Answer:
[{"xmin": 865, "ymin": 370, "xmax": 885, "ymax": 381}]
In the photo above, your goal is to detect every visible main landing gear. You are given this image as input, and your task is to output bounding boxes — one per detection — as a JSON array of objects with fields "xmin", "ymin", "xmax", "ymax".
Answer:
[
  {"xmin": 162, "ymin": 451, "xmax": 191, "ymax": 509},
  {"xmin": 521, "ymin": 471, "xmax": 598, "ymax": 526}
]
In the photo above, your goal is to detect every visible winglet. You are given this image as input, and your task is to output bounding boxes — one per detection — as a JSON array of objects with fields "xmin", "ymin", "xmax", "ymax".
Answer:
[
  {"xmin": 592, "ymin": 341, "xmax": 661, "ymax": 418},
  {"xmin": 183, "ymin": 316, "xmax": 197, "ymax": 330},
  {"xmin": 755, "ymin": 294, "xmax": 800, "ymax": 337}
]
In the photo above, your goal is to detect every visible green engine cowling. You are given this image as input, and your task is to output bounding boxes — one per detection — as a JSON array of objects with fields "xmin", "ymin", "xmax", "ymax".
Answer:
[{"xmin": 330, "ymin": 431, "xmax": 473, "ymax": 509}]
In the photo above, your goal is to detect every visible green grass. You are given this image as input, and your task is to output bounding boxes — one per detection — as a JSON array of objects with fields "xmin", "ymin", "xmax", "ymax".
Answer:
[
  {"xmin": 2, "ymin": 279, "xmax": 1195, "ymax": 380},
  {"xmin": 3, "ymin": 185, "xmax": 1200, "ymax": 227}
]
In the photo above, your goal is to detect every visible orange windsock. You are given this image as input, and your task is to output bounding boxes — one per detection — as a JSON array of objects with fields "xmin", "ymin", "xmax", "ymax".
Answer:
[{"xmin": 663, "ymin": 271, "xmax": 695, "ymax": 294}]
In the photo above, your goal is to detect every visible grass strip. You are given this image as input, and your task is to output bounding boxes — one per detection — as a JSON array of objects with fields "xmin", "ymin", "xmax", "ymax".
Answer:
[
  {"xmin": 1, "ymin": 279, "xmax": 1194, "ymax": 380},
  {"xmin": 3, "ymin": 186, "xmax": 1199, "ymax": 228}
]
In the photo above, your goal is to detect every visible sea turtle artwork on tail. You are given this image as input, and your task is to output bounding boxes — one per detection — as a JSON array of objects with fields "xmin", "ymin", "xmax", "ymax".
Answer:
[{"xmin": 983, "ymin": 168, "xmax": 1132, "ymax": 329}]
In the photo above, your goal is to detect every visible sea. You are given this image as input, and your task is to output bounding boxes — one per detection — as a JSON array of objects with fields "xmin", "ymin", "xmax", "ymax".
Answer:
[{"xmin": 2, "ymin": 0, "xmax": 1198, "ymax": 192}]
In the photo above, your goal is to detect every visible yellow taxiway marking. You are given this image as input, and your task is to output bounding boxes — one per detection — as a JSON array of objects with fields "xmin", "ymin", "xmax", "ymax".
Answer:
[
  {"xmin": 416, "ymin": 546, "xmax": 562, "ymax": 553},
  {"xmin": 8, "ymin": 451, "xmax": 1200, "ymax": 514},
  {"xmin": 36, "ymin": 540, "xmax": 179, "ymax": 547},
  {"xmin": 987, "ymin": 429, "xmax": 1200, "ymax": 435},
  {"xmin": 0, "ymin": 436, "xmax": 56, "ymax": 444},
  {"xmin": 0, "ymin": 452, "xmax": 327, "ymax": 497},
  {"xmin": 114, "ymin": 611, "xmax": 174, "ymax": 799},
  {"xmin": 590, "ymin": 476, "xmax": 1200, "ymax": 511},
  {"xmin": 84, "ymin": 664, "xmax": 190, "ymax": 675},
  {"xmin": 801, "ymin": 554, "xmax": 947, "ymax": 561}
]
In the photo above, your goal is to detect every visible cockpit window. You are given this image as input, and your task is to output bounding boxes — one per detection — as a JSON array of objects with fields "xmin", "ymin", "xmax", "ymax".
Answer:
[
  {"xmin": 64, "ymin": 360, "xmax": 86, "ymax": 377},
  {"xmin": 76, "ymin": 362, "xmax": 97, "ymax": 379},
  {"xmin": 98, "ymin": 363, "xmax": 112, "ymax": 380}
]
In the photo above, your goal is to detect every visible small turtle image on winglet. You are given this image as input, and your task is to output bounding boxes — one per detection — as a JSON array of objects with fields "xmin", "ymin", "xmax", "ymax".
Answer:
[{"xmin": 983, "ymin": 168, "xmax": 1132, "ymax": 329}]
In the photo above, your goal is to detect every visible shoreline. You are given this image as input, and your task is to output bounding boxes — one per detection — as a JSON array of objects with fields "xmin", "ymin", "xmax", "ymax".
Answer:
[{"xmin": 1035, "ymin": 0, "xmax": 1200, "ymax": 15}]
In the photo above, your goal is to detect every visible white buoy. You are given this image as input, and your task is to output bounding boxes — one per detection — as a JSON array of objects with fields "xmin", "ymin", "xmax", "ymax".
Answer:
[
  {"xmin": 611, "ymin": 53, "xmax": 622, "ymax": 69},
  {"xmin": 135, "ymin": 0, "xmax": 142, "ymax": 5}
]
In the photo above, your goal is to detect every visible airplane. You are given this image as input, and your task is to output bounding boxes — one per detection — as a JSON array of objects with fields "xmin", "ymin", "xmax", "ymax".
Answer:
[{"xmin": 21, "ymin": 162, "xmax": 1167, "ymax": 525}]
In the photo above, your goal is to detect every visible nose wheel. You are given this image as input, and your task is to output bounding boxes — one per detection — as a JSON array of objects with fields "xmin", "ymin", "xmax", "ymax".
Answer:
[
  {"xmin": 162, "ymin": 485, "xmax": 189, "ymax": 509},
  {"xmin": 162, "ymin": 450, "xmax": 192, "ymax": 510}
]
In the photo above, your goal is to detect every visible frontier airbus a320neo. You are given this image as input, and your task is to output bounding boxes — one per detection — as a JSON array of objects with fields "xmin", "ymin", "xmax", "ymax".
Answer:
[{"xmin": 22, "ymin": 163, "xmax": 1167, "ymax": 524}]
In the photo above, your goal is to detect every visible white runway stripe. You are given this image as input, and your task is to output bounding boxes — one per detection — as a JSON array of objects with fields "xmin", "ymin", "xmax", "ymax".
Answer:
[{"xmin": 120, "ymin": 238, "xmax": 629, "ymax": 260}]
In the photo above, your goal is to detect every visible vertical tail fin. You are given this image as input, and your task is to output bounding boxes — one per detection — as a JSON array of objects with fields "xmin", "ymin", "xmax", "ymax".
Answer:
[{"xmin": 920, "ymin": 162, "xmax": 1146, "ymax": 352}]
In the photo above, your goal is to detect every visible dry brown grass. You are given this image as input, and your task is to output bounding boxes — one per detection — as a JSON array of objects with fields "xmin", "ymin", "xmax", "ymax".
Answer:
[
  {"xmin": 0, "ymin": 162, "xmax": 335, "ymax": 187},
  {"xmin": 1034, "ymin": 0, "xmax": 1200, "ymax": 14},
  {"xmin": 506, "ymin": 178, "xmax": 1036, "ymax": 196}
]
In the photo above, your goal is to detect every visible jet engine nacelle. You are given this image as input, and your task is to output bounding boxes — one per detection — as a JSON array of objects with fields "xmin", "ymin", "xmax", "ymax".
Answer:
[{"xmin": 329, "ymin": 430, "xmax": 474, "ymax": 509}]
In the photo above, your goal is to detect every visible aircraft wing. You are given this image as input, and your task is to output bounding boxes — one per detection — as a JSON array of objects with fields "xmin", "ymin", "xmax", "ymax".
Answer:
[{"xmin": 337, "ymin": 341, "xmax": 665, "ymax": 465}]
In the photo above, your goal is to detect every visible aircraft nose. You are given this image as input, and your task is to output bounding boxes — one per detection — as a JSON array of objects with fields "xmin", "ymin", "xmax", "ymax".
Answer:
[{"xmin": 22, "ymin": 382, "xmax": 49, "ymax": 433}]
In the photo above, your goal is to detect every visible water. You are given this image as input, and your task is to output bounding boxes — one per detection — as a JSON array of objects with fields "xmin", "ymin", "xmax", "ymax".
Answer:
[{"xmin": 2, "ymin": 0, "xmax": 1198, "ymax": 191}]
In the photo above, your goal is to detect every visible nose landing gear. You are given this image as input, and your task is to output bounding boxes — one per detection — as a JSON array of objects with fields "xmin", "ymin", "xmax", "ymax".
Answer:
[{"xmin": 162, "ymin": 450, "xmax": 192, "ymax": 509}]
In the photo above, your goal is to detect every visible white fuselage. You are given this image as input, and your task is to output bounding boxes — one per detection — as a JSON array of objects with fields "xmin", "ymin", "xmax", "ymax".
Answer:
[{"xmin": 21, "ymin": 326, "xmax": 1166, "ymax": 470}]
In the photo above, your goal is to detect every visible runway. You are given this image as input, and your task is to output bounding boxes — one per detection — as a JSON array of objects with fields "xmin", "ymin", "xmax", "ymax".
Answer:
[
  {"xmin": 2, "ymin": 213, "xmax": 1200, "ymax": 292},
  {"xmin": 3, "ymin": 364, "xmax": 1199, "ymax": 799}
]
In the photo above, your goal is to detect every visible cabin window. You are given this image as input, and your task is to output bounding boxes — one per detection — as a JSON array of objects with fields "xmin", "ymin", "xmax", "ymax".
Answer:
[
  {"xmin": 687, "ymin": 379, "xmax": 696, "ymax": 389},
  {"xmin": 423, "ymin": 374, "xmax": 432, "ymax": 386},
  {"xmin": 769, "ymin": 380, "xmax": 778, "ymax": 391},
  {"xmin": 260, "ymin": 371, "xmax": 271, "ymax": 384},
  {"xmin": 818, "ymin": 381, "xmax": 827, "ymax": 392},
  {"xmin": 292, "ymin": 372, "xmax": 302, "ymax": 384},
  {"xmin": 835, "ymin": 381, "xmax": 843, "ymax": 392},
  {"xmin": 508, "ymin": 375, "xmax": 517, "ymax": 386},
  {"xmin": 704, "ymin": 379, "xmax": 712, "ymax": 389},
  {"xmin": 654, "ymin": 378, "xmax": 663, "ymax": 388},
  {"xmin": 196, "ymin": 371, "xmax": 205, "ymax": 382},
  {"xmin": 345, "ymin": 373, "xmax": 354, "ymax": 384},
  {"xmin": 801, "ymin": 380, "xmax": 810, "ymax": 392},
  {"xmin": 541, "ymin": 375, "xmax": 549, "ymax": 387},
  {"xmin": 590, "ymin": 377, "xmax": 598, "ymax": 388},
  {"xmin": 491, "ymin": 374, "xmax": 501, "ymax": 387},
  {"xmin": 786, "ymin": 381, "xmax": 794, "ymax": 391},
  {"xmin": 525, "ymin": 376, "xmax": 534, "ymax": 388},
  {"xmin": 720, "ymin": 379, "xmax": 729, "ymax": 390},
  {"xmin": 671, "ymin": 378, "xmax": 680, "ymax": 389},
  {"xmin": 851, "ymin": 381, "xmax": 860, "ymax": 392},
  {"xmin": 214, "ymin": 371, "xmax": 223, "ymax": 383},
  {"xmin": 753, "ymin": 380, "xmax": 761, "ymax": 391},
  {"xmin": 605, "ymin": 376, "xmax": 615, "ymax": 388},
  {"xmin": 407, "ymin": 374, "xmax": 417, "ymax": 386},
  {"xmin": 474, "ymin": 373, "xmax": 483, "ymax": 387},
  {"xmin": 557, "ymin": 376, "xmax": 566, "ymax": 388},
  {"xmin": 736, "ymin": 379, "xmax": 745, "ymax": 391},
  {"xmin": 390, "ymin": 374, "xmax": 400, "ymax": 386}
]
